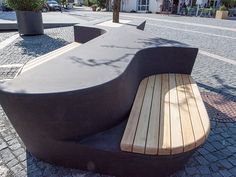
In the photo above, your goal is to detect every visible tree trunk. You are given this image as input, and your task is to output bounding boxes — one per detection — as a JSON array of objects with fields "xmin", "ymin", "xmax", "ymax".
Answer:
[{"xmin": 113, "ymin": 0, "xmax": 121, "ymax": 23}]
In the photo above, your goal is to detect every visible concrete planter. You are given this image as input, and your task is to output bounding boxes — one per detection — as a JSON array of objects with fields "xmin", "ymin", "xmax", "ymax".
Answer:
[
  {"xmin": 215, "ymin": 10, "xmax": 228, "ymax": 19},
  {"xmin": 16, "ymin": 11, "xmax": 44, "ymax": 35}
]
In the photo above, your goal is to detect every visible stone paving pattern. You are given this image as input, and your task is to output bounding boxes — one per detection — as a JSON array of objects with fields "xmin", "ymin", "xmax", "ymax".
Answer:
[{"xmin": 0, "ymin": 12, "xmax": 236, "ymax": 177}]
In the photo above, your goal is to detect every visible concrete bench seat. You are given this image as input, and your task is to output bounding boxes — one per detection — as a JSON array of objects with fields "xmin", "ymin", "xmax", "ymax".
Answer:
[
  {"xmin": 0, "ymin": 21, "xmax": 203, "ymax": 177},
  {"xmin": 121, "ymin": 74, "xmax": 210, "ymax": 155}
]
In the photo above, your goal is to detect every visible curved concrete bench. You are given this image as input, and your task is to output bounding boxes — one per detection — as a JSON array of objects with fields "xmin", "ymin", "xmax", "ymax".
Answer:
[{"xmin": 0, "ymin": 21, "xmax": 200, "ymax": 176}]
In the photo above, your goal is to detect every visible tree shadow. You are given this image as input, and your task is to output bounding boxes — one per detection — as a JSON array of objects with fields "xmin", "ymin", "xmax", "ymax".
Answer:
[
  {"xmin": 197, "ymin": 75, "xmax": 236, "ymax": 102},
  {"xmin": 138, "ymin": 37, "xmax": 189, "ymax": 47},
  {"xmin": 69, "ymin": 53, "xmax": 133, "ymax": 75}
]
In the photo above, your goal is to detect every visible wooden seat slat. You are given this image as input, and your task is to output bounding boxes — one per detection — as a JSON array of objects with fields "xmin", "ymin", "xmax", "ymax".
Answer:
[
  {"xmin": 169, "ymin": 74, "xmax": 184, "ymax": 155},
  {"xmin": 188, "ymin": 76, "xmax": 210, "ymax": 138},
  {"xmin": 133, "ymin": 76, "xmax": 155, "ymax": 153},
  {"xmin": 182, "ymin": 75, "xmax": 205, "ymax": 147},
  {"xmin": 176, "ymin": 74, "xmax": 196, "ymax": 152},
  {"xmin": 120, "ymin": 78, "xmax": 148, "ymax": 152},
  {"xmin": 158, "ymin": 74, "xmax": 171, "ymax": 155},
  {"xmin": 145, "ymin": 75, "xmax": 162, "ymax": 155},
  {"xmin": 120, "ymin": 74, "xmax": 210, "ymax": 155}
]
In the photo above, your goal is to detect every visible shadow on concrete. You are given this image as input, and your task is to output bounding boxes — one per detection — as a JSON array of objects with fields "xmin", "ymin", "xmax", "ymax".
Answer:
[
  {"xmin": 139, "ymin": 37, "xmax": 189, "ymax": 47},
  {"xmin": 26, "ymin": 151, "xmax": 107, "ymax": 177}
]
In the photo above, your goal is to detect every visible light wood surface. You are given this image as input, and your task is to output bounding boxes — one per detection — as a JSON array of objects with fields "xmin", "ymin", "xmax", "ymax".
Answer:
[{"xmin": 120, "ymin": 74, "xmax": 210, "ymax": 155}]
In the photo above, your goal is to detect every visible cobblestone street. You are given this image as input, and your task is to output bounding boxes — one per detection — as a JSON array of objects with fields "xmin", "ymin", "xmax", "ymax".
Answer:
[{"xmin": 0, "ymin": 11, "xmax": 236, "ymax": 177}]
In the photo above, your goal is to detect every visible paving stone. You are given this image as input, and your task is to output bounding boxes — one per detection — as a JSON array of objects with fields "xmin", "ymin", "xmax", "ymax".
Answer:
[
  {"xmin": 185, "ymin": 167, "xmax": 199, "ymax": 175},
  {"xmin": 0, "ymin": 165, "xmax": 10, "ymax": 176},
  {"xmin": 195, "ymin": 156, "xmax": 209, "ymax": 165},
  {"xmin": 211, "ymin": 173, "xmax": 223, "ymax": 177},
  {"xmin": 219, "ymin": 159, "xmax": 234, "ymax": 170},
  {"xmin": 4, "ymin": 135, "xmax": 15, "ymax": 142},
  {"xmin": 219, "ymin": 169, "xmax": 233, "ymax": 177},
  {"xmin": 227, "ymin": 146, "xmax": 236, "ymax": 153},
  {"xmin": 9, "ymin": 143, "xmax": 21, "ymax": 151},
  {"xmin": 228, "ymin": 157, "xmax": 236, "ymax": 166},
  {"xmin": 198, "ymin": 148, "xmax": 209, "ymax": 155},
  {"xmin": 18, "ymin": 153, "xmax": 26, "ymax": 162},
  {"xmin": 214, "ymin": 151, "xmax": 229, "ymax": 160},
  {"xmin": 210, "ymin": 163, "xmax": 222, "ymax": 172},
  {"xmin": 12, "ymin": 147, "xmax": 25, "ymax": 157},
  {"xmin": 203, "ymin": 143, "xmax": 217, "ymax": 153},
  {"xmin": 6, "ymin": 158, "xmax": 19, "ymax": 168},
  {"xmin": 0, "ymin": 142, "xmax": 7, "ymax": 151},
  {"xmin": 205, "ymin": 153, "xmax": 218, "ymax": 163},
  {"xmin": 198, "ymin": 166, "xmax": 211, "ymax": 175},
  {"xmin": 10, "ymin": 163, "xmax": 24, "ymax": 175},
  {"xmin": 21, "ymin": 160, "xmax": 27, "ymax": 168},
  {"xmin": 0, "ymin": 148, "xmax": 15, "ymax": 163},
  {"xmin": 212, "ymin": 141, "xmax": 226, "ymax": 150},
  {"xmin": 7, "ymin": 139, "xmax": 19, "ymax": 146},
  {"xmin": 229, "ymin": 168, "xmax": 236, "ymax": 176}
]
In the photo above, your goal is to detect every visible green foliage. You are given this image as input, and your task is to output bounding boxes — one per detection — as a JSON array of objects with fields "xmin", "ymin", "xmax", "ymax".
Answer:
[
  {"xmin": 97, "ymin": 0, "xmax": 106, "ymax": 8},
  {"xmin": 219, "ymin": 5, "xmax": 227, "ymax": 11},
  {"xmin": 84, "ymin": 0, "xmax": 97, "ymax": 6},
  {"xmin": 229, "ymin": 0, "xmax": 236, "ymax": 7},
  {"xmin": 6, "ymin": 0, "xmax": 46, "ymax": 12},
  {"xmin": 61, "ymin": 0, "xmax": 67, "ymax": 6},
  {"xmin": 222, "ymin": 0, "xmax": 236, "ymax": 7}
]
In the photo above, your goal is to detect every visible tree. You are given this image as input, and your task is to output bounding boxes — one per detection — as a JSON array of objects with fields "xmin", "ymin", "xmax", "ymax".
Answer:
[{"xmin": 113, "ymin": 0, "xmax": 121, "ymax": 23}]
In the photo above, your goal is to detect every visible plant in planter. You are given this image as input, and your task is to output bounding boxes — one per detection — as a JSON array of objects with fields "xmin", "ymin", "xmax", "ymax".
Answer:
[
  {"xmin": 215, "ymin": 5, "xmax": 229, "ymax": 19},
  {"xmin": 6, "ymin": 0, "xmax": 46, "ymax": 35},
  {"xmin": 91, "ymin": 4, "xmax": 97, "ymax": 11}
]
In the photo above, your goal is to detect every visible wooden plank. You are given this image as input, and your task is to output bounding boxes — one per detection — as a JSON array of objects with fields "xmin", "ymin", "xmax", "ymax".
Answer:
[
  {"xmin": 158, "ymin": 74, "xmax": 171, "ymax": 155},
  {"xmin": 169, "ymin": 74, "xmax": 184, "ymax": 154},
  {"xmin": 120, "ymin": 78, "xmax": 148, "ymax": 152},
  {"xmin": 182, "ymin": 75, "xmax": 205, "ymax": 147},
  {"xmin": 188, "ymin": 76, "xmax": 210, "ymax": 137},
  {"xmin": 133, "ymin": 76, "xmax": 155, "ymax": 154},
  {"xmin": 145, "ymin": 75, "xmax": 162, "ymax": 155},
  {"xmin": 176, "ymin": 74, "xmax": 196, "ymax": 152}
]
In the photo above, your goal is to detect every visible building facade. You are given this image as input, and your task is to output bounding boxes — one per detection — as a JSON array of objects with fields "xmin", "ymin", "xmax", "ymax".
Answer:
[{"xmin": 119, "ymin": 0, "xmax": 221, "ymax": 13}]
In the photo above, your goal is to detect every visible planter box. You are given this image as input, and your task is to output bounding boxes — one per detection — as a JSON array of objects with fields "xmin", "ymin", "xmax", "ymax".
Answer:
[
  {"xmin": 16, "ymin": 11, "xmax": 44, "ymax": 35},
  {"xmin": 215, "ymin": 10, "xmax": 228, "ymax": 19}
]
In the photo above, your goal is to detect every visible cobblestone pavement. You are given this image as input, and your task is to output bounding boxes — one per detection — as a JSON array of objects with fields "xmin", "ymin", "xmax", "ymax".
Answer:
[{"xmin": 0, "ymin": 12, "xmax": 236, "ymax": 177}]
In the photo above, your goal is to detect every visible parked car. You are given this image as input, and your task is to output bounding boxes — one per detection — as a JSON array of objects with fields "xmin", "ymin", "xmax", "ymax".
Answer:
[{"xmin": 47, "ymin": 1, "xmax": 62, "ymax": 11}]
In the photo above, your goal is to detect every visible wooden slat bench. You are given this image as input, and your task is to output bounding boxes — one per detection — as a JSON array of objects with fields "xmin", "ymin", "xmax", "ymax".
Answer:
[{"xmin": 121, "ymin": 74, "xmax": 210, "ymax": 155}]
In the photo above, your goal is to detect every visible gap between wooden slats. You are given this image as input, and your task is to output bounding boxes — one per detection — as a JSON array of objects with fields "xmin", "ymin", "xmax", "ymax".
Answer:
[
  {"xmin": 176, "ymin": 74, "xmax": 196, "ymax": 152},
  {"xmin": 158, "ymin": 74, "xmax": 171, "ymax": 155},
  {"xmin": 182, "ymin": 75, "xmax": 205, "ymax": 147},
  {"xmin": 145, "ymin": 75, "xmax": 162, "ymax": 155},
  {"xmin": 169, "ymin": 74, "xmax": 184, "ymax": 154},
  {"xmin": 133, "ymin": 76, "xmax": 155, "ymax": 153},
  {"xmin": 120, "ymin": 78, "xmax": 148, "ymax": 152}
]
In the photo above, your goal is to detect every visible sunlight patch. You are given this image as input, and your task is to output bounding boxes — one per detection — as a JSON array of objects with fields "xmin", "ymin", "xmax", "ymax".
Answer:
[{"xmin": 97, "ymin": 20, "xmax": 130, "ymax": 28}]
